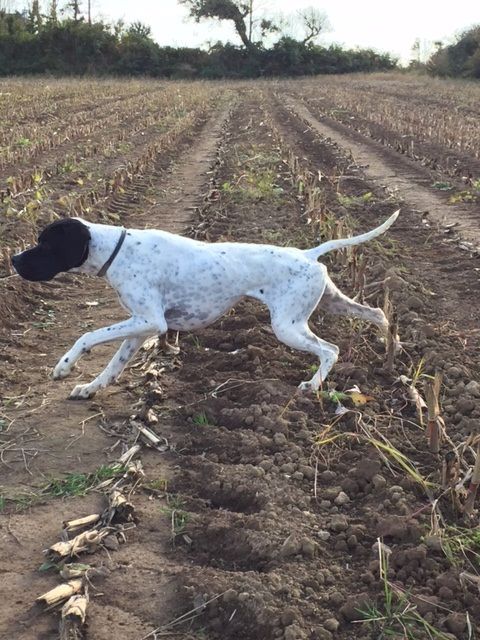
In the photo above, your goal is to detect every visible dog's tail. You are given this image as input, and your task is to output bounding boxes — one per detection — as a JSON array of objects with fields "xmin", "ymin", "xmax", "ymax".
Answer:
[{"xmin": 303, "ymin": 210, "xmax": 399, "ymax": 260}]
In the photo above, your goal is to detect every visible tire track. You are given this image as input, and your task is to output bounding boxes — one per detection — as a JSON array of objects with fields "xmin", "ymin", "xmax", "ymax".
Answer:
[{"xmin": 282, "ymin": 94, "xmax": 480, "ymax": 253}]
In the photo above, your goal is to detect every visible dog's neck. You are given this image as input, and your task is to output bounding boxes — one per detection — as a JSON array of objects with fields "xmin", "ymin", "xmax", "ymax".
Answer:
[{"xmin": 74, "ymin": 221, "xmax": 127, "ymax": 277}]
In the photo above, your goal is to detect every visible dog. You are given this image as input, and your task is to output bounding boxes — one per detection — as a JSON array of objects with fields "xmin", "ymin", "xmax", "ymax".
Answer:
[{"xmin": 11, "ymin": 211, "xmax": 399, "ymax": 399}]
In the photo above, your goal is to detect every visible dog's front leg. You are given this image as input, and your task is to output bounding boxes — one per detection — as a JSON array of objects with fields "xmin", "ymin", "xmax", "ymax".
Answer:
[
  {"xmin": 69, "ymin": 336, "xmax": 146, "ymax": 400},
  {"xmin": 53, "ymin": 316, "xmax": 166, "ymax": 381}
]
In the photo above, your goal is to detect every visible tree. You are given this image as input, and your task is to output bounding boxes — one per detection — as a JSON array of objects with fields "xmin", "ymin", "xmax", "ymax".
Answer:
[
  {"xmin": 27, "ymin": 0, "xmax": 42, "ymax": 33},
  {"xmin": 180, "ymin": 0, "xmax": 256, "ymax": 50},
  {"xmin": 65, "ymin": 0, "xmax": 82, "ymax": 22},
  {"xmin": 298, "ymin": 6, "xmax": 328, "ymax": 45},
  {"xmin": 427, "ymin": 25, "xmax": 480, "ymax": 78},
  {"xmin": 274, "ymin": 6, "xmax": 329, "ymax": 47},
  {"xmin": 127, "ymin": 21, "xmax": 152, "ymax": 39},
  {"xmin": 411, "ymin": 38, "xmax": 420, "ymax": 63},
  {"xmin": 48, "ymin": 0, "xmax": 58, "ymax": 24}
]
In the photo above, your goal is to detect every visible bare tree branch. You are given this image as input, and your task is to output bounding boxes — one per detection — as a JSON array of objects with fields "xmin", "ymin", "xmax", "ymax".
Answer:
[{"xmin": 298, "ymin": 6, "xmax": 329, "ymax": 45}]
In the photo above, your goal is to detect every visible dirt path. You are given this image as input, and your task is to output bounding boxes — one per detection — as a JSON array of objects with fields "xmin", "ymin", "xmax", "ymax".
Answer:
[
  {"xmin": 0, "ymin": 103, "xmax": 232, "ymax": 640},
  {"xmin": 283, "ymin": 95, "xmax": 480, "ymax": 253}
]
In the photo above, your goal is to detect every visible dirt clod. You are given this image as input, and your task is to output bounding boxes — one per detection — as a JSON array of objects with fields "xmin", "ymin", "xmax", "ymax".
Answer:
[
  {"xmin": 339, "ymin": 593, "xmax": 370, "ymax": 621},
  {"xmin": 446, "ymin": 612, "xmax": 467, "ymax": 637}
]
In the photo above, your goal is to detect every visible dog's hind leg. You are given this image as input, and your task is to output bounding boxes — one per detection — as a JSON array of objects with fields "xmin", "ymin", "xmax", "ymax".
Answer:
[
  {"xmin": 319, "ymin": 276, "xmax": 389, "ymax": 333},
  {"xmin": 271, "ymin": 316, "xmax": 339, "ymax": 392},
  {"xmin": 69, "ymin": 336, "xmax": 145, "ymax": 400},
  {"xmin": 265, "ymin": 267, "xmax": 338, "ymax": 392}
]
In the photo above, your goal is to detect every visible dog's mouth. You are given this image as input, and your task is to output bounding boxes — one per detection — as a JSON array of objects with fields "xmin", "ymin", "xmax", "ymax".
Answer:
[{"xmin": 11, "ymin": 248, "xmax": 63, "ymax": 282}]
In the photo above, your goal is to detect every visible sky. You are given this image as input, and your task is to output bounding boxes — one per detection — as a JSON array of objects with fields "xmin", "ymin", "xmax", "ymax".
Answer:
[
  {"xmin": 8, "ymin": 0, "xmax": 480, "ymax": 63},
  {"xmin": 96, "ymin": 0, "xmax": 479, "ymax": 63}
]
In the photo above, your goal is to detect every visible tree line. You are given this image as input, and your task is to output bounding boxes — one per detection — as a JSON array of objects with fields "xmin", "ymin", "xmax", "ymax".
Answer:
[
  {"xmin": 426, "ymin": 25, "xmax": 480, "ymax": 79},
  {"xmin": 0, "ymin": 0, "xmax": 397, "ymax": 77}
]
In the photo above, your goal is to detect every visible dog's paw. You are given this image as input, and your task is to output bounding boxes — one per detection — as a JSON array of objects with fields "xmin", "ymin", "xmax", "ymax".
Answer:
[
  {"xmin": 297, "ymin": 380, "xmax": 319, "ymax": 394},
  {"xmin": 53, "ymin": 357, "xmax": 73, "ymax": 380},
  {"xmin": 69, "ymin": 383, "xmax": 97, "ymax": 400}
]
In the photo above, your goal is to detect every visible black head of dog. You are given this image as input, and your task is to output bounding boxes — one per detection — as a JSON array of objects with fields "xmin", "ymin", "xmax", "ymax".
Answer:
[{"xmin": 12, "ymin": 218, "xmax": 91, "ymax": 282}]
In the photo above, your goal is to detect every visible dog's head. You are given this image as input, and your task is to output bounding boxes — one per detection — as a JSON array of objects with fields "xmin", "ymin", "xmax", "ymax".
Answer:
[{"xmin": 12, "ymin": 218, "xmax": 91, "ymax": 282}]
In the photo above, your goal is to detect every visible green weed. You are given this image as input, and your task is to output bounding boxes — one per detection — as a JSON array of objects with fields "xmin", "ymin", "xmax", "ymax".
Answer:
[
  {"xmin": 358, "ymin": 544, "xmax": 449, "ymax": 639},
  {"xmin": 318, "ymin": 389, "xmax": 350, "ymax": 405},
  {"xmin": 162, "ymin": 495, "xmax": 190, "ymax": 537},
  {"xmin": 192, "ymin": 412, "xmax": 210, "ymax": 426},
  {"xmin": 432, "ymin": 181, "xmax": 454, "ymax": 191},
  {"xmin": 0, "ymin": 491, "xmax": 42, "ymax": 512},
  {"xmin": 146, "ymin": 478, "xmax": 168, "ymax": 492},
  {"xmin": 32, "ymin": 307, "xmax": 56, "ymax": 330},
  {"xmin": 221, "ymin": 145, "xmax": 285, "ymax": 203},
  {"xmin": 441, "ymin": 526, "xmax": 480, "ymax": 568},
  {"xmin": 0, "ymin": 464, "xmax": 124, "ymax": 514},
  {"xmin": 17, "ymin": 137, "xmax": 31, "ymax": 147},
  {"xmin": 58, "ymin": 159, "xmax": 76, "ymax": 174},
  {"xmin": 43, "ymin": 464, "xmax": 124, "ymax": 498},
  {"xmin": 449, "ymin": 190, "xmax": 478, "ymax": 204},
  {"xmin": 337, "ymin": 191, "xmax": 374, "ymax": 207}
]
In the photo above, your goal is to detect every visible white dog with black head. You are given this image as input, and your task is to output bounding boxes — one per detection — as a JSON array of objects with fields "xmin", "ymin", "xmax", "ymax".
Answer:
[{"xmin": 12, "ymin": 211, "xmax": 399, "ymax": 399}]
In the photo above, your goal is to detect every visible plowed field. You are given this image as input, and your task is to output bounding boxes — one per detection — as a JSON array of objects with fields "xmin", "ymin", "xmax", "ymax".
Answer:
[{"xmin": 1, "ymin": 74, "xmax": 480, "ymax": 640}]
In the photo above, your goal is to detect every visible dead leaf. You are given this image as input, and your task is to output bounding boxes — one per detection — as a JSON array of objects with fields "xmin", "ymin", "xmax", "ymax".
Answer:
[{"xmin": 349, "ymin": 391, "xmax": 374, "ymax": 407}]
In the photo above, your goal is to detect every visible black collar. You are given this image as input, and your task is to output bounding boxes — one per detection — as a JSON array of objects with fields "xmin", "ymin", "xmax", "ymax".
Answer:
[{"xmin": 97, "ymin": 229, "xmax": 127, "ymax": 277}]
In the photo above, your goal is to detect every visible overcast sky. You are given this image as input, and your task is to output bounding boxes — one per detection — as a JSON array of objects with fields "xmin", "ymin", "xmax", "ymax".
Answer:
[{"xmin": 10, "ymin": 0, "xmax": 480, "ymax": 62}]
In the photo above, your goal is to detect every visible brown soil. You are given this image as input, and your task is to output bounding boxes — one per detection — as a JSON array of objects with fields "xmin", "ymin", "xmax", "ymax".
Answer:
[{"xmin": 1, "ymin": 80, "xmax": 480, "ymax": 640}]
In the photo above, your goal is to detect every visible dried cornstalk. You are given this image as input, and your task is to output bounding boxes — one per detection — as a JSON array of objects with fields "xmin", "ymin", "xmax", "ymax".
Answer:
[
  {"xmin": 383, "ymin": 289, "xmax": 397, "ymax": 371},
  {"xmin": 441, "ymin": 451, "xmax": 459, "ymax": 489},
  {"xmin": 59, "ymin": 593, "xmax": 88, "ymax": 640},
  {"xmin": 123, "ymin": 459, "xmax": 144, "ymax": 480},
  {"xmin": 406, "ymin": 384, "xmax": 426, "ymax": 427},
  {"xmin": 354, "ymin": 254, "xmax": 367, "ymax": 302},
  {"xmin": 460, "ymin": 571, "xmax": 480, "ymax": 592},
  {"xmin": 131, "ymin": 420, "xmax": 168, "ymax": 451},
  {"xmin": 37, "ymin": 579, "xmax": 83, "ymax": 607},
  {"xmin": 158, "ymin": 333, "xmax": 180, "ymax": 355},
  {"xmin": 47, "ymin": 529, "xmax": 108, "ymax": 560},
  {"xmin": 63, "ymin": 514, "xmax": 100, "ymax": 534},
  {"xmin": 464, "ymin": 441, "xmax": 480, "ymax": 516},
  {"xmin": 349, "ymin": 249, "xmax": 357, "ymax": 288},
  {"xmin": 106, "ymin": 459, "xmax": 144, "ymax": 493},
  {"xmin": 425, "ymin": 372, "xmax": 443, "ymax": 453},
  {"xmin": 105, "ymin": 489, "xmax": 135, "ymax": 524},
  {"xmin": 142, "ymin": 336, "xmax": 160, "ymax": 351},
  {"xmin": 2, "ymin": 246, "xmax": 13, "ymax": 275},
  {"xmin": 117, "ymin": 444, "xmax": 141, "ymax": 465},
  {"xmin": 62, "ymin": 594, "xmax": 88, "ymax": 621},
  {"xmin": 145, "ymin": 408, "xmax": 159, "ymax": 425}
]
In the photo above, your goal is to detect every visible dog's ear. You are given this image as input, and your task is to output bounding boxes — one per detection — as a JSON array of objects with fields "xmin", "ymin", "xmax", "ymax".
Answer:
[{"xmin": 39, "ymin": 218, "xmax": 90, "ymax": 269}]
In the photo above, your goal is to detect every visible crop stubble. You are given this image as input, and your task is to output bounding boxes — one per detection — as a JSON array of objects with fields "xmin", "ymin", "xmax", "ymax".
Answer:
[{"xmin": 1, "ymin": 76, "xmax": 480, "ymax": 640}]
